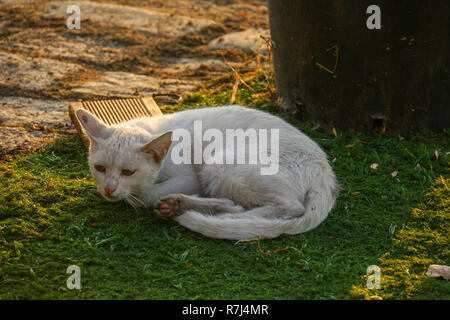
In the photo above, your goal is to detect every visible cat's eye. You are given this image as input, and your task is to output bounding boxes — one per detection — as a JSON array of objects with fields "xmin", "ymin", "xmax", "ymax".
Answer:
[
  {"xmin": 121, "ymin": 169, "xmax": 136, "ymax": 176},
  {"xmin": 94, "ymin": 165, "xmax": 106, "ymax": 173}
]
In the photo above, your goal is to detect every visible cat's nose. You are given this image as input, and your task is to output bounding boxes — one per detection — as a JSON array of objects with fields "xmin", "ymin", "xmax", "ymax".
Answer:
[{"xmin": 104, "ymin": 187, "xmax": 115, "ymax": 196}]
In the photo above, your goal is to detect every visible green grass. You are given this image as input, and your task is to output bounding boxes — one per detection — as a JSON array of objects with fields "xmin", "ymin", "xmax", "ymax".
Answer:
[{"xmin": 0, "ymin": 74, "xmax": 449, "ymax": 299}]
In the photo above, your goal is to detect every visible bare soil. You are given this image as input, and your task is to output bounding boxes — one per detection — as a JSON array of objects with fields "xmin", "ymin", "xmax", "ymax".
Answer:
[{"xmin": 0, "ymin": 0, "xmax": 269, "ymax": 159}]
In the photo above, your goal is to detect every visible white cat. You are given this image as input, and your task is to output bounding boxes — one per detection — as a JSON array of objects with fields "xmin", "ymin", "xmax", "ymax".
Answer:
[{"xmin": 76, "ymin": 105, "xmax": 339, "ymax": 240}]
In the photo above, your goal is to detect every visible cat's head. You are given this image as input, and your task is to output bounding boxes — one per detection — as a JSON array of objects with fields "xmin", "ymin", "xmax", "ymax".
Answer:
[{"xmin": 76, "ymin": 109, "xmax": 172, "ymax": 203}]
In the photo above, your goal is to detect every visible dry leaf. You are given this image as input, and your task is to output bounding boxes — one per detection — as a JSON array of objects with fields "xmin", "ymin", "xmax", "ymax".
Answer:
[
  {"xmin": 351, "ymin": 191, "xmax": 360, "ymax": 195},
  {"xmin": 90, "ymin": 222, "xmax": 99, "ymax": 228},
  {"xmin": 391, "ymin": 171, "xmax": 398, "ymax": 177},
  {"xmin": 434, "ymin": 150, "xmax": 439, "ymax": 160},
  {"xmin": 244, "ymin": 71, "xmax": 258, "ymax": 77},
  {"xmin": 370, "ymin": 163, "xmax": 379, "ymax": 170},
  {"xmin": 345, "ymin": 144, "xmax": 354, "ymax": 148},
  {"xmin": 46, "ymin": 183, "xmax": 55, "ymax": 190},
  {"xmin": 230, "ymin": 79, "xmax": 239, "ymax": 104},
  {"xmin": 332, "ymin": 128, "xmax": 337, "ymax": 137},
  {"xmin": 426, "ymin": 265, "xmax": 450, "ymax": 280}
]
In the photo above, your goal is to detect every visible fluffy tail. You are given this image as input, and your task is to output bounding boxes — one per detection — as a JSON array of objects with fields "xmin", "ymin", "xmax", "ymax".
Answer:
[{"xmin": 174, "ymin": 169, "xmax": 339, "ymax": 240}]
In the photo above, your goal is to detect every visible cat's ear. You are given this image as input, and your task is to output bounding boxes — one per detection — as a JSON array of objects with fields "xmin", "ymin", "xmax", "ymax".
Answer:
[
  {"xmin": 141, "ymin": 131, "xmax": 173, "ymax": 164},
  {"xmin": 76, "ymin": 109, "xmax": 111, "ymax": 144}
]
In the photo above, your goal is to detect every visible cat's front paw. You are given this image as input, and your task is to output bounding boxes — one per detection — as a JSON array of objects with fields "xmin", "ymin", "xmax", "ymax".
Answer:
[{"xmin": 154, "ymin": 196, "xmax": 183, "ymax": 220}]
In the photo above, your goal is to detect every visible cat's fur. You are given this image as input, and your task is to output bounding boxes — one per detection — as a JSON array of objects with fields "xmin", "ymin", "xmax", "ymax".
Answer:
[{"xmin": 76, "ymin": 105, "xmax": 339, "ymax": 240}]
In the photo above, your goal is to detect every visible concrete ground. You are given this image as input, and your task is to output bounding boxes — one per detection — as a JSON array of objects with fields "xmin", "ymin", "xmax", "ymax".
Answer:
[{"xmin": 0, "ymin": 0, "xmax": 269, "ymax": 158}]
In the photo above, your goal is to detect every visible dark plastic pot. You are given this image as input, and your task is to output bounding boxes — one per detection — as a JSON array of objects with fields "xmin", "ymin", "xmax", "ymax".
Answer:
[{"xmin": 268, "ymin": 0, "xmax": 449, "ymax": 133}]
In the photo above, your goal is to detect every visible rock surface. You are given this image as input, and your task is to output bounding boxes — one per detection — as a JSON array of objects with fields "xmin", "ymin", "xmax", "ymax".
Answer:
[
  {"xmin": 71, "ymin": 71, "xmax": 161, "ymax": 97},
  {"xmin": 42, "ymin": 1, "xmax": 220, "ymax": 38},
  {"xmin": 0, "ymin": 0, "xmax": 269, "ymax": 157},
  {"xmin": 0, "ymin": 30, "xmax": 122, "ymax": 65},
  {"xmin": 0, "ymin": 97, "xmax": 70, "ymax": 127},
  {"xmin": 0, "ymin": 52, "xmax": 81, "ymax": 91},
  {"xmin": 0, "ymin": 97, "xmax": 73, "ymax": 158},
  {"xmin": 209, "ymin": 28, "xmax": 270, "ymax": 52}
]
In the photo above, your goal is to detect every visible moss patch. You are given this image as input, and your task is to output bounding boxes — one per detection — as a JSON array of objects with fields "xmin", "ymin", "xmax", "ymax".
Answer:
[{"xmin": 350, "ymin": 176, "xmax": 449, "ymax": 299}]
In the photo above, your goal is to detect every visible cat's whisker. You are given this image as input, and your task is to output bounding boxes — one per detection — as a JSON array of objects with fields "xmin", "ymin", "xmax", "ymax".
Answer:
[
  {"xmin": 122, "ymin": 198, "xmax": 133, "ymax": 209},
  {"xmin": 126, "ymin": 193, "xmax": 145, "ymax": 213},
  {"xmin": 127, "ymin": 194, "xmax": 136, "ymax": 207},
  {"xmin": 130, "ymin": 193, "xmax": 146, "ymax": 208},
  {"xmin": 125, "ymin": 197, "xmax": 138, "ymax": 213},
  {"xmin": 126, "ymin": 195, "xmax": 137, "ymax": 207}
]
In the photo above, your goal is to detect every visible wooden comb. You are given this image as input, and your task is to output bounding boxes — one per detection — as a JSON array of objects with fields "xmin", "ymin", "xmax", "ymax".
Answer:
[{"xmin": 69, "ymin": 96, "xmax": 162, "ymax": 147}]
